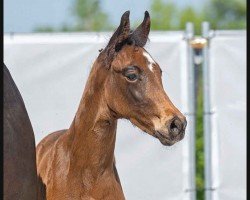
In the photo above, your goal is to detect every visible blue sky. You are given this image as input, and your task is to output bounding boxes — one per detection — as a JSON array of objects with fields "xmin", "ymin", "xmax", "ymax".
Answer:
[{"xmin": 4, "ymin": 0, "xmax": 206, "ymax": 33}]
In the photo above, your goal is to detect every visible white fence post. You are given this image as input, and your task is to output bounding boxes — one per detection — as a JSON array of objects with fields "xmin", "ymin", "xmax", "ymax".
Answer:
[
  {"xmin": 201, "ymin": 21, "xmax": 214, "ymax": 200},
  {"xmin": 184, "ymin": 22, "xmax": 196, "ymax": 200}
]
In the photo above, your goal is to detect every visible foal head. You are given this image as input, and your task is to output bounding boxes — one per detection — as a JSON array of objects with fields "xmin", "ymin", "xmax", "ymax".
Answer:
[{"xmin": 98, "ymin": 11, "xmax": 186, "ymax": 146}]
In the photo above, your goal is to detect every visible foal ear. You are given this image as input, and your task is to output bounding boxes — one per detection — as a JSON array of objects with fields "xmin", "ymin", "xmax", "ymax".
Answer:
[
  {"xmin": 104, "ymin": 11, "xmax": 130, "ymax": 67},
  {"xmin": 107, "ymin": 11, "xmax": 130, "ymax": 49},
  {"xmin": 129, "ymin": 11, "xmax": 150, "ymax": 47}
]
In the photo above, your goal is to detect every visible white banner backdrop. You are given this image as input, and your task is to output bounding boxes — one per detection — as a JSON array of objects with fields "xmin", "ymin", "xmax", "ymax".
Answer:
[
  {"xmin": 209, "ymin": 31, "xmax": 246, "ymax": 200},
  {"xmin": 4, "ymin": 32, "xmax": 191, "ymax": 200}
]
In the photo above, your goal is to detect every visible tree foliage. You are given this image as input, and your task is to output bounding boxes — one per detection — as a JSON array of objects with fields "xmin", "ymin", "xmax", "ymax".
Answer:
[
  {"xmin": 179, "ymin": 7, "xmax": 205, "ymax": 34},
  {"xmin": 203, "ymin": 0, "xmax": 246, "ymax": 29},
  {"xmin": 72, "ymin": 0, "xmax": 111, "ymax": 31},
  {"xmin": 34, "ymin": 0, "xmax": 111, "ymax": 32},
  {"xmin": 150, "ymin": 0, "xmax": 179, "ymax": 30},
  {"xmin": 150, "ymin": 0, "xmax": 246, "ymax": 32},
  {"xmin": 34, "ymin": 0, "xmax": 246, "ymax": 32},
  {"xmin": 33, "ymin": 26, "xmax": 55, "ymax": 33}
]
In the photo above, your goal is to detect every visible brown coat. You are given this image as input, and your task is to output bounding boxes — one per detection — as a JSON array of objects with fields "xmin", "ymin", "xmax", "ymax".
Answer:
[{"xmin": 36, "ymin": 11, "xmax": 186, "ymax": 200}]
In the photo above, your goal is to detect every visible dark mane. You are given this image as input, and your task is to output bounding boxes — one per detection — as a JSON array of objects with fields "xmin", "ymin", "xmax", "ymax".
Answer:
[
  {"xmin": 98, "ymin": 32, "xmax": 149, "ymax": 53},
  {"xmin": 114, "ymin": 30, "xmax": 150, "ymax": 52}
]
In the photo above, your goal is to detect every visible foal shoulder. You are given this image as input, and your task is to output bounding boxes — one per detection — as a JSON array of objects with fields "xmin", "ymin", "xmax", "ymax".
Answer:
[
  {"xmin": 36, "ymin": 130, "xmax": 68, "ymax": 185},
  {"xmin": 37, "ymin": 130, "xmax": 66, "ymax": 152},
  {"xmin": 36, "ymin": 130, "xmax": 67, "ymax": 167}
]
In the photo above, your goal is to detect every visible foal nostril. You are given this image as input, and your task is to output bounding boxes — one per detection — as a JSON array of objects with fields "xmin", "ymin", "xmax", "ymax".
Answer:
[{"xmin": 169, "ymin": 117, "xmax": 183, "ymax": 137}]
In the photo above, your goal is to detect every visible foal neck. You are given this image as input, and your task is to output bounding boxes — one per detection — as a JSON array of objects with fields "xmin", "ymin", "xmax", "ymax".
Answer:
[{"xmin": 66, "ymin": 61, "xmax": 117, "ymax": 172}]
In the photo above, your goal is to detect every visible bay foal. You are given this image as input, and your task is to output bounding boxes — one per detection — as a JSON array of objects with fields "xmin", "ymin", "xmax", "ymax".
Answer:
[{"xmin": 36, "ymin": 11, "xmax": 187, "ymax": 200}]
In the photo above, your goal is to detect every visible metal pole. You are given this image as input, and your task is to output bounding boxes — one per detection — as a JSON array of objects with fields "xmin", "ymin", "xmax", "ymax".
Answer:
[
  {"xmin": 202, "ymin": 21, "xmax": 213, "ymax": 200},
  {"xmin": 185, "ymin": 22, "xmax": 196, "ymax": 200}
]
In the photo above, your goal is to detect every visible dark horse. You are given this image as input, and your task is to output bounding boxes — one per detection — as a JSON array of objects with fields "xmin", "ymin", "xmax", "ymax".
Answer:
[{"xmin": 3, "ymin": 64, "xmax": 38, "ymax": 199}]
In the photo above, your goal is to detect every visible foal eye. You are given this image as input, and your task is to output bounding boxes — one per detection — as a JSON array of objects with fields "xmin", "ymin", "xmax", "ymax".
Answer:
[
  {"xmin": 123, "ymin": 66, "xmax": 140, "ymax": 82},
  {"xmin": 126, "ymin": 73, "xmax": 138, "ymax": 81}
]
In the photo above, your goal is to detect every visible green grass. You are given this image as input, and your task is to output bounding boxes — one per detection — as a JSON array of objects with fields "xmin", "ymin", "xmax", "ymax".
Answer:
[{"xmin": 195, "ymin": 66, "xmax": 205, "ymax": 200}]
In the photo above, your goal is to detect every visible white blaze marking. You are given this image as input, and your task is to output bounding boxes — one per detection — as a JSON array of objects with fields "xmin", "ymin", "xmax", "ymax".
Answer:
[{"xmin": 143, "ymin": 51, "xmax": 156, "ymax": 72}]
